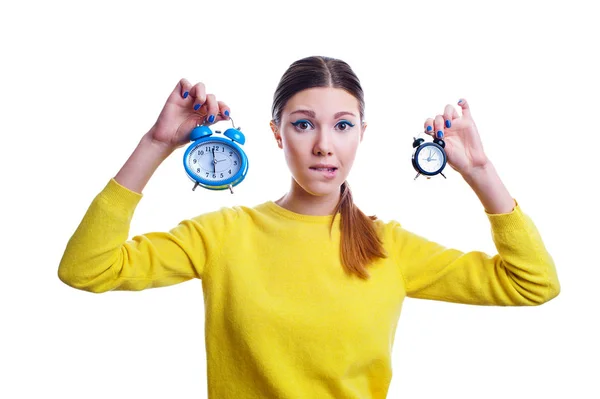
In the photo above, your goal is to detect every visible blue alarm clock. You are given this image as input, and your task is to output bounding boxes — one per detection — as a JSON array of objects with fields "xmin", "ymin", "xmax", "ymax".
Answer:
[{"xmin": 183, "ymin": 114, "xmax": 249, "ymax": 193}]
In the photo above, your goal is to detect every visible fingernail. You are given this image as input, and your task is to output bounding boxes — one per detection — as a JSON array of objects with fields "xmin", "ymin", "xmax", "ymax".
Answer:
[
  {"xmin": 426, "ymin": 125, "xmax": 432, "ymax": 132},
  {"xmin": 437, "ymin": 131, "xmax": 444, "ymax": 138},
  {"xmin": 183, "ymin": 91, "xmax": 189, "ymax": 99},
  {"xmin": 209, "ymin": 114, "xmax": 215, "ymax": 123},
  {"xmin": 445, "ymin": 120, "xmax": 451, "ymax": 128},
  {"xmin": 194, "ymin": 103, "xmax": 201, "ymax": 111},
  {"xmin": 458, "ymin": 99, "xmax": 463, "ymax": 104},
  {"xmin": 224, "ymin": 110, "xmax": 230, "ymax": 117}
]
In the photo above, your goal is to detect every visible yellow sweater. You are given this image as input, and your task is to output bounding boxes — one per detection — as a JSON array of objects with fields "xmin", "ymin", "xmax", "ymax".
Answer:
[{"xmin": 58, "ymin": 179, "xmax": 560, "ymax": 398}]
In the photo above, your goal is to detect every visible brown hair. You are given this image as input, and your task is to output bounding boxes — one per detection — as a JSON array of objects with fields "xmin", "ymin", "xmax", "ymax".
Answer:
[{"xmin": 271, "ymin": 56, "xmax": 387, "ymax": 279}]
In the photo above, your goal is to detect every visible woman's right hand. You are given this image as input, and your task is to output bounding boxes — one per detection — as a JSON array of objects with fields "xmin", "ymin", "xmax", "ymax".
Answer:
[{"xmin": 146, "ymin": 78, "xmax": 231, "ymax": 152}]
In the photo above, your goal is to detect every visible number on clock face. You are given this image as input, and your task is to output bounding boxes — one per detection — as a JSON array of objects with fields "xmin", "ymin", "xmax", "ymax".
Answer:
[{"xmin": 188, "ymin": 141, "xmax": 242, "ymax": 182}]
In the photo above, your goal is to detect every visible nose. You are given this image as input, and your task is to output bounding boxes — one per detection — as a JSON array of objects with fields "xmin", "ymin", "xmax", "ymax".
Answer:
[{"xmin": 313, "ymin": 131, "xmax": 333, "ymax": 156}]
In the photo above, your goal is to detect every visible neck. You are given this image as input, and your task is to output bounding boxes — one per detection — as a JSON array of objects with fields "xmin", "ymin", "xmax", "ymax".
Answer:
[{"xmin": 275, "ymin": 178, "xmax": 342, "ymax": 216}]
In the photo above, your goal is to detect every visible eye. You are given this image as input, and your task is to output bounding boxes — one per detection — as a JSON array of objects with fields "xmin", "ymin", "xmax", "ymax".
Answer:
[
  {"xmin": 291, "ymin": 119, "xmax": 314, "ymax": 131},
  {"xmin": 336, "ymin": 120, "xmax": 355, "ymax": 131}
]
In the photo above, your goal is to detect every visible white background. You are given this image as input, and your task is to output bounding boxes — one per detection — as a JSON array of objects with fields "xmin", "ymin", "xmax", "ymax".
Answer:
[{"xmin": 1, "ymin": 0, "xmax": 598, "ymax": 397}]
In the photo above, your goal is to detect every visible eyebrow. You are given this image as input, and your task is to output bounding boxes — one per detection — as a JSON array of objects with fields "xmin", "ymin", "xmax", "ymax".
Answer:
[{"xmin": 289, "ymin": 110, "xmax": 357, "ymax": 119}]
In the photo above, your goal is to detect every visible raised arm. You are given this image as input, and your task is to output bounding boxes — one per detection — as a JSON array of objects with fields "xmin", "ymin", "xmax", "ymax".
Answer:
[
  {"xmin": 58, "ymin": 79, "xmax": 233, "ymax": 292},
  {"xmin": 116, "ymin": 79, "xmax": 230, "ymax": 194},
  {"xmin": 395, "ymin": 99, "xmax": 561, "ymax": 305}
]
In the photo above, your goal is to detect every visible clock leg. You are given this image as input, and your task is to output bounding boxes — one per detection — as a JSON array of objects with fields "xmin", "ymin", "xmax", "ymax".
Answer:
[
  {"xmin": 440, "ymin": 172, "xmax": 446, "ymax": 179},
  {"xmin": 228, "ymin": 184, "xmax": 234, "ymax": 194},
  {"xmin": 192, "ymin": 181, "xmax": 200, "ymax": 191},
  {"xmin": 414, "ymin": 172, "xmax": 421, "ymax": 180}
]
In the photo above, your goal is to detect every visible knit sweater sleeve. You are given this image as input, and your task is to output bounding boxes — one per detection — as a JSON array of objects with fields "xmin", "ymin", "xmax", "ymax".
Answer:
[
  {"xmin": 58, "ymin": 179, "xmax": 234, "ymax": 293},
  {"xmin": 392, "ymin": 200, "xmax": 560, "ymax": 306}
]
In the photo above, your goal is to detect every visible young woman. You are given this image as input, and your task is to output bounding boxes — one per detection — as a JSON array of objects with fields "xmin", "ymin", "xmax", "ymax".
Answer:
[{"xmin": 58, "ymin": 55, "xmax": 560, "ymax": 398}]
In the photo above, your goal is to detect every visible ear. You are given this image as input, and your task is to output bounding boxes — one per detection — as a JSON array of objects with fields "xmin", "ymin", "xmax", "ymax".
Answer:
[
  {"xmin": 360, "ymin": 121, "xmax": 367, "ymax": 142},
  {"xmin": 270, "ymin": 120, "xmax": 283, "ymax": 149}
]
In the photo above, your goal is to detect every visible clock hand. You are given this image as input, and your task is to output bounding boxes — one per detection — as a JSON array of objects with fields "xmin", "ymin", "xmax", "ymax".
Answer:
[{"xmin": 212, "ymin": 148, "xmax": 216, "ymax": 173}]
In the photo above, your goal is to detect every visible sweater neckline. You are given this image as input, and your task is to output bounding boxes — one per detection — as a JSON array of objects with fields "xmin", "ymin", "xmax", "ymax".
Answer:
[{"xmin": 262, "ymin": 201, "xmax": 341, "ymax": 225}]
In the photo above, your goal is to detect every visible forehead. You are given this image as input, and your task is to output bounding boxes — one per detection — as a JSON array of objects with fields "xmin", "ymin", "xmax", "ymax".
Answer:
[{"xmin": 284, "ymin": 87, "xmax": 360, "ymax": 116}]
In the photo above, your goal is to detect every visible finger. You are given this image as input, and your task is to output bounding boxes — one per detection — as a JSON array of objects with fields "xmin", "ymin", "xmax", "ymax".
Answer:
[
  {"xmin": 433, "ymin": 114, "xmax": 445, "ymax": 139},
  {"xmin": 203, "ymin": 94, "xmax": 219, "ymax": 124},
  {"xmin": 189, "ymin": 82, "xmax": 207, "ymax": 112},
  {"xmin": 443, "ymin": 104, "xmax": 460, "ymax": 128},
  {"xmin": 168, "ymin": 78, "xmax": 193, "ymax": 102},
  {"xmin": 216, "ymin": 101, "xmax": 231, "ymax": 122},
  {"xmin": 457, "ymin": 98, "xmax": 471, "ymax": 119},
  {"xmin": 423, "ymin": 118, "xmax": 435, "ymax": 137}
]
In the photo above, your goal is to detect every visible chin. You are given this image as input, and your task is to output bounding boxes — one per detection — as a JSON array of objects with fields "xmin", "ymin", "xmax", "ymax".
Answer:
[{"xmin": 294, "ymin": 175, "xmax": 343, "ymax": 197}]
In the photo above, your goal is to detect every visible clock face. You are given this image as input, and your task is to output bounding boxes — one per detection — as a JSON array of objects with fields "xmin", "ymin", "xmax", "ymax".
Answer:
[
  {"xmin": 186, "ymin": 140, "xmax": 243, "ymax": 184},
  {"xmin": 416, "ymin": 143, "xmax": 445, "ymax": 174}
]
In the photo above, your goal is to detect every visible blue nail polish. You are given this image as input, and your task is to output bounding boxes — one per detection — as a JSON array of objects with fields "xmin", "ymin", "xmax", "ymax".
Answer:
[
  {"xmin": 426, "ymin": 125, "xmax": 432, "ymax": 132},
  {"xmin": 209, "ymin": 114, "xmax": 215, "ymax": 123},
  {"xmin": 194, "ymin": 104, "xmax": 201, "ymax": 111},
  {"xmin": 183, "ymin": 91, "xmax": 189, "ymax": 99},
  {"xmin": 224, "ymin": 110, "xmax": 230, "ymax": 117},
  {"xmin": 437, "ymin": 131, "xmax": 444, "ymax": 138},
  {"xmin": 445, "ymin": 120, "xmax": 451, "ymax": 128}
]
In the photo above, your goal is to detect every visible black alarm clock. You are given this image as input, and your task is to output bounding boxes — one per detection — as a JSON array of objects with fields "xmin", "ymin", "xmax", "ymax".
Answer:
[{"xmin": 411, "ymin": 134, "xmax": 447, "ymax": 180}]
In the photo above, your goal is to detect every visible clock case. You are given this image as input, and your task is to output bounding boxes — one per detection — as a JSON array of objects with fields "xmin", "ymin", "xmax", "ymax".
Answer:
[{"xmin": 411, "ymin": 136, "xmax": 447, "ymax": 180}]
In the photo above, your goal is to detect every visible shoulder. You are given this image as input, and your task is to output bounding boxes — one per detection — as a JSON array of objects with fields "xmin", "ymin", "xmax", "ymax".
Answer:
[
  {"xmin": 187, "ymin": 201, "xmax": 272, "ymax": 228},
  {"xmin": 372, "ymin": 216, "xmax": 403, "ymax": 235},
  {"xmin": 371, "ymin": 216, "xmax": 429, "ymax": 247},
  {"xmin": 370, "ymin": 217, "xmax": 403, "ymax": 248}
]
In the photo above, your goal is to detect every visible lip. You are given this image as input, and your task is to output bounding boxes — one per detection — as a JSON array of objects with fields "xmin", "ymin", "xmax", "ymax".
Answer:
[
  {"xmin": 309, "ymin": 166, "xmax": 338, "ymax": 179},
  {"xmin": 310, "ymin": 163, "xmax": 338, "ymax": 169}
]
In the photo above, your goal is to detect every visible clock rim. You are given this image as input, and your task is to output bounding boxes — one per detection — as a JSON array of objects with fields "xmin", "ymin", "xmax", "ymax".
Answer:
[{"xmin": 412, "ymin": 142, "xmax": 447, "ymax": 176}]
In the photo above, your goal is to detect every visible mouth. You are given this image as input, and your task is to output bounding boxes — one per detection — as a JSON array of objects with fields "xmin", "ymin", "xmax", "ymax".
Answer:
[
  {"xmin": 309, "ymin": 167, "xmax": 338, "ymax": 172},
  {"xmin": 309, "ymin": 166, "xmax": 338, "ymax": 179}
]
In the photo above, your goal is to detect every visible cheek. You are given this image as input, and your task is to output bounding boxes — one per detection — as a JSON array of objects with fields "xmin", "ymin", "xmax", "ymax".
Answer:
[
  {"xmin": 281, "ymin": 132, "xmax": 307, "ymax": 159},
  {"xmin": 338, "ymin": 135, "xmax": 361, "ymax": 156},
  {"xmin": 281, "ymin": 140, "xmax": 304, "ymax": 168}
]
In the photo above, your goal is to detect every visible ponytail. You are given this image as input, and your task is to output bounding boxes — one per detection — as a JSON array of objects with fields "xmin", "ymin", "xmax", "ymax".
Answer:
[{"xmin": 330, "ymin": 181, "xmax": 388, "ymax": 279}]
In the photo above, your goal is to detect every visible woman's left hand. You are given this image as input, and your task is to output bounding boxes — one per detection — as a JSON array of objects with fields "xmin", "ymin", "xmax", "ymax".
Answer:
[{"xmin": 424, "ymin": 98, "xmax": 489, "ymax": 177}]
